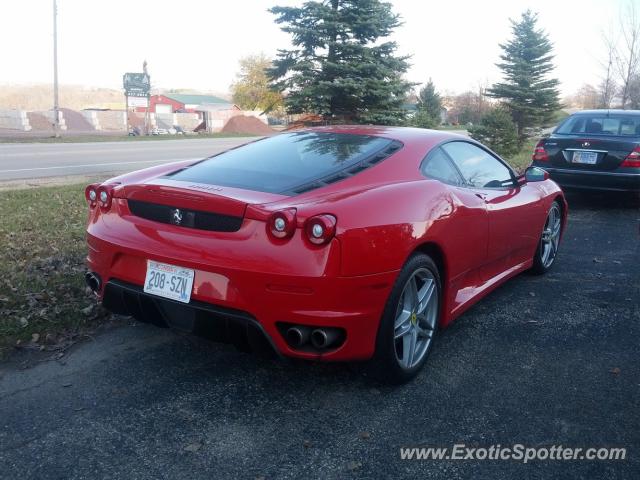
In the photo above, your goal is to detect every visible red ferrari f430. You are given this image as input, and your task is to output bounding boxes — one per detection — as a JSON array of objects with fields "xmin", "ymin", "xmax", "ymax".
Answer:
[{"xmin": 84, "ymin": 126, "xmax": 566, "ymax": 383}]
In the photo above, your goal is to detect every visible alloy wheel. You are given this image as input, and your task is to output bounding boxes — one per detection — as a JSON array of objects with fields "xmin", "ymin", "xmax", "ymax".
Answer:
[
  {"xmin": 393, "ymin": 268, "xmax": 438, "ymax": 369},
  {"xmin": 540, "ymin": 203, "xmax": 561, "ymax": 268}
]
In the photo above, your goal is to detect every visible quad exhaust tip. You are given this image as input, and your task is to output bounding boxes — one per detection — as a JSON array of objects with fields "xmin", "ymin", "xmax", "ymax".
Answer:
[
  {"xmin": 284, "ymin": 325, "xmax": 344, "ymax": 351},
  {"xmin": 285, "ymin": 326, "xmax": 311, "ymax": 347},
  {"xmin": 85, "ymin": 271, "xmax": 102, "ymax": 293},
  {"xmin": 310, "ymin": 328, "xmax": 340, "ymax": 349}
]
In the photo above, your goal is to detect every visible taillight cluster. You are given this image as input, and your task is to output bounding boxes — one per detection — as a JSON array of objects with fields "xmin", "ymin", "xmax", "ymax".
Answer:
[
  {"xmin": 532, "ymin": 139, "xmax": 549, "ymax": 162},
  {"xmin": 85, "ymin": 183, "xmax": 116, "ymax": 211},
  {"xmin": 622, "ymin": 146, "xmax": 640, "ymax": 167},
  {"xmin": 267, "ymin": 210, "xmax": 337, "ymax": 246}
]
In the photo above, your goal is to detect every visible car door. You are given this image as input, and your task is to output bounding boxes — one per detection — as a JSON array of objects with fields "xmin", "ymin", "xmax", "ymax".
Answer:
[
  {"xmin": 421, "ymin": 147, "xmax": 489, "ymax": 292},
  {"xmin": 440, "ymin": 141, "xmax": 543, "ymax": 281}
]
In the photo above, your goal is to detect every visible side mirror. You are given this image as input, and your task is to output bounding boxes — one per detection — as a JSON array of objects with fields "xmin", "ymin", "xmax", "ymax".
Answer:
[{"xmin": 524, "ymin": 166, "xmax": 550, "ymax": 183}]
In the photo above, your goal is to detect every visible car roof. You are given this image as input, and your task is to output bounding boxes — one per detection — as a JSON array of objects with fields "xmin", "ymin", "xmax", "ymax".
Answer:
[
  {"xmin": 304, "ymin": 125, "xmax": 466, "ymax": 146},
  {"xmin": 571, "ymin": 109, "xmax": 640, "ymax": 116}
]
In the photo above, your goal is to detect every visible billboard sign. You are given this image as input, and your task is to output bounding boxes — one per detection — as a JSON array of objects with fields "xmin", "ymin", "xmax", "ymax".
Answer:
[{"xmin": 123, "ymin": 72, "xmax": 150, "ymax": 97}]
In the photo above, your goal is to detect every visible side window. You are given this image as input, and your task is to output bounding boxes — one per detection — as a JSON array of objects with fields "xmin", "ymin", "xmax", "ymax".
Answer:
[
  {"xmin": 441, "ymin": 141, "xmax": 514, "ymax": 189},
  {"xmin": 421, "ymin": 148, "xmax": 464, "ymax": 186}
]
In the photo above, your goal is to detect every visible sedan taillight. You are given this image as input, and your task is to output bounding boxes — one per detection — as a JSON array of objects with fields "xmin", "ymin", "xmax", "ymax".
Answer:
[
  {"xmin": 532, "ymin": 139, "xmax": 549, "ymax": 162},
  {"xmin": 621, "ymin": 146, "xmax": 640, "ymax": 167},
  {"xmin": 305, "ymin": 215, "xmax": 337, "ymax": 245}
]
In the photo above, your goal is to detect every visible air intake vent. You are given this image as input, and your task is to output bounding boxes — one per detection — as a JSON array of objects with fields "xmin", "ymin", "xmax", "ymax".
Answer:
[{"xmin": 127, "ymin": 200, "xmax": 243, "ymax": 232}]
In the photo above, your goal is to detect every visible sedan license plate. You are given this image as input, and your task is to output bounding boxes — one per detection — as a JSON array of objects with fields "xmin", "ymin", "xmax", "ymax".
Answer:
[
  {"xmin": 572, "ymin": 151, "xmax": 598, "ymax": 164},
  {"xmin": 143, "ymin": 260, "xmax": 194, "ymax": 303}
]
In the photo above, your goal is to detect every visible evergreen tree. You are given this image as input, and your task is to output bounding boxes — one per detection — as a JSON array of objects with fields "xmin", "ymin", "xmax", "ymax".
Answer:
[
  {"xmin": 414, "ymin": 79, "xmax": 442, "ymax": 128},
  {"xmin": 469, "ymin": 107, "xmax": 519, "ymax": 159},
  {"xmin": 268, "ymin": 0, "xmax": 413, "ymax": 125},
  {"xmin": 487, "ymin": 10, "xmax": 561, "ymax": 139}
]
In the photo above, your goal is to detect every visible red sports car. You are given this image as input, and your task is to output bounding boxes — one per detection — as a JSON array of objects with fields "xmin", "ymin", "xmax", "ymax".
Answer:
[{"xmin": 84, "ymin": 126, "xmax": 566, "ymax": 383}]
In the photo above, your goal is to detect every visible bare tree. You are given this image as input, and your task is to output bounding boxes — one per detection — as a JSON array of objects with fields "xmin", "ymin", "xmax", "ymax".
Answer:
[
  {"xmin": 616, "ymin": 0, "xmax": 640, "ymax": 108},
  {"xmin": 599, "ymin": 31, "xmax": 618, "ymax": 108}
]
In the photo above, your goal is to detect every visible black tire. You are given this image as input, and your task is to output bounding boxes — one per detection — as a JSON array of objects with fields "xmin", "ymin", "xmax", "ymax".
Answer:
[
  {"xmin": 530, "ymin": 200, "xmax": 562, "ymax": 275},
  {"xmin": 368, "ymin": 253, "xmax": 441, "ymax": 384}
]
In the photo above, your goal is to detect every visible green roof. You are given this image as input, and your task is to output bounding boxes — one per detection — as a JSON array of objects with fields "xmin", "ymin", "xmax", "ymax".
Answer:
[{"xmin": 165, "ymin": 94, "xmax": 230, "ymax": 105}]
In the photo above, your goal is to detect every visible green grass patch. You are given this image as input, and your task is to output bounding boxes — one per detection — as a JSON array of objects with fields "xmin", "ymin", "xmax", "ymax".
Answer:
[
  {"xmin": 0, "ymin": 184, "xmax": 100, "ymax": 357},
  {"xmin": 0, "ymin": 132, "xmax": 258, "ymax": 144}
]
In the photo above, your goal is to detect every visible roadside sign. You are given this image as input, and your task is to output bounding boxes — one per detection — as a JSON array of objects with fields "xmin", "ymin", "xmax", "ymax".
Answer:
[
  {"xmin": 127, "ymin": 96, "xmax": 149, "ymax": 107},
  {"xmin": 123, "ymin": 72, "xmax": 150, "ymax": 97}
]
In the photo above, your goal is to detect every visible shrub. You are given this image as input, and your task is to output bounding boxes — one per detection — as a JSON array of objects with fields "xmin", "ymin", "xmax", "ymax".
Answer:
[{"xmin": 469, "ymin": 107, "xmax": 519, "ymax": 158}]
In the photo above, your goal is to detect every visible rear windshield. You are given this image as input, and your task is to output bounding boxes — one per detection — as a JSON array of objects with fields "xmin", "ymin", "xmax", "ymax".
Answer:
[
  {"xmin": 168, "ymin": 132, "xmax": 396, "ymax": 193},
  {"xmin": 556, "ymin": 114, "xmax": 640, "ymax": 136}
]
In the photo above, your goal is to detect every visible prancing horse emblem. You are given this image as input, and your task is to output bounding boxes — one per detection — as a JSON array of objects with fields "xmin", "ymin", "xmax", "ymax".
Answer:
[{"xmin": 170, "ymin": 208, "xmax": 183, "ymax": 225}]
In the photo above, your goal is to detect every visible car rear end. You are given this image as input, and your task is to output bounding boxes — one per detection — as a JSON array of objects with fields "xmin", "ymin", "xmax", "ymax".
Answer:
[
  {"xmin": 531, "ymin": 110, "xmax": 640, "ymax": 192},
  {"xmin": 84, "ymin": 131, "xmax": 405, "ymax": 361}
]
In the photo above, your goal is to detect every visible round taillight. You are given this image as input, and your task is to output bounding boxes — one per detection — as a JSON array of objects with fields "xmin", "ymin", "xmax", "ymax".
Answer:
[
  {"xmin": 96, "ymin": 185, "xmax": 113, "ymax": 210},
  {"xmin": 84, "ymin": 184, "xmax": 99, "ymax": 206},
  {"xmin": 305, "ymin": 215, "xmax": 337, "ymax": 245},
  {"xmin": 268, "ymin": 209, "xmax": 296, "ymax": 239}
]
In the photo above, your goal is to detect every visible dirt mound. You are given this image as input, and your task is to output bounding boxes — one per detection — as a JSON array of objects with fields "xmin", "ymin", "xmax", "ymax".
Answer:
[
  {"xmin": 221, "ymin": 115, "xmax": 274, "ymax": 135},
  {"xmin": 27, "ymin": 112, "xmax": 52, "ymax": 131},
  {"xmin": 60, "ymin": 108, "xmax": 94, "ymax": 131}
]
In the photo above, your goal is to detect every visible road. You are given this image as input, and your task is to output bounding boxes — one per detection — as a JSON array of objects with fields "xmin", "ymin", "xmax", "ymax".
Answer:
[
  {"xmin": 0, "ymin": 138, "xmax": 257, "ymax": 181},
  {"xmin": 0, "ymin": 192, "xmax": 638, "ymax": 479}
]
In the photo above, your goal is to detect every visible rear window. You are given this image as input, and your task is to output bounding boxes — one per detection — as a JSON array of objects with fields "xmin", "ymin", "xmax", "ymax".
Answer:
[
  {"xmin": 168, "ymin": 132, "xmax": 398, "ymax": 194},
  {"xmin": 556, "ymin": 114, "xmax": 640, "ymax": 136}
]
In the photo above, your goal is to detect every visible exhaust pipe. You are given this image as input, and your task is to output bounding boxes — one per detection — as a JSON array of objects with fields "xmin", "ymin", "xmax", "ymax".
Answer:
[
  {"xmin": 286, "ymin": 326, "xmax": 311, "ymax": 347},
  {"xmin": 84, "ymin": 272, "xmax": 102, "ymax": 293},
  {"xmin": 310, "ymin": 328, "xmax": 340, "ymax": 349}
]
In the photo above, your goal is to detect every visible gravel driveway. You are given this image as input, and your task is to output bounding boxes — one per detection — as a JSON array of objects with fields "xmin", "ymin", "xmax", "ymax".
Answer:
[{"xmin": 0, "ymin": 191, "xmax": 638, "ymax": 480}]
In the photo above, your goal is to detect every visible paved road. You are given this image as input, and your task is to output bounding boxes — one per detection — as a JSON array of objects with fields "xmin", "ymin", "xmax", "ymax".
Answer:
[
  {"xmin": 0, "ymin": 138, "xmax": 257, "ymax": 181},
  {"xmin": 0, "ymin": 192, "xmax": 638, "ymax": 479}
]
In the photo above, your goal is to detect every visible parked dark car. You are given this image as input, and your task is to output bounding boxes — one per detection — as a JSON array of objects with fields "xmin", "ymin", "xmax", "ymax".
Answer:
[{"xmin": 531, "ymin": 110, "xmax": 640, "ymax": 192}]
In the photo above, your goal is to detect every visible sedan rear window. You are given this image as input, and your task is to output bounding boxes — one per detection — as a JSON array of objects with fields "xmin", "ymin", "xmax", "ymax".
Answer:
[
  {"xmin": 556, "ymin": 114, "xmax": 640, "ymax": 136},
  {"xmin": 168, "ymin": 132, "xmax": 398, "ymax": 194}
]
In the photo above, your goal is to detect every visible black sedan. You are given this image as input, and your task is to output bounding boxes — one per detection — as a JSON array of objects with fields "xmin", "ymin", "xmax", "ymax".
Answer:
[{"xmin": 531, "ymin": 110, "xmax": 640, "ymax": 192}]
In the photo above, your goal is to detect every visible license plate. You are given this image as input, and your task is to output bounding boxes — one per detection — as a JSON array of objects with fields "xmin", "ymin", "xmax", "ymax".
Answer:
[
  {"xmin": 143, "ymin": 260, "xmax": 194, "ymax": 303},
  {"xmin": 572, "ymin": 151, "xmax": 598, "ymax": 164}
]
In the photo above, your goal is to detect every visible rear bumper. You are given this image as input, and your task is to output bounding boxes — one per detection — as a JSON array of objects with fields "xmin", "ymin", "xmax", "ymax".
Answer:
[
  {"xmin": 535, "ymin": 165, "xmax": 640, "ymax": 192},
  {"xmin": 87, "ymin": 216, "xmax": 398, "ymax": 361}
]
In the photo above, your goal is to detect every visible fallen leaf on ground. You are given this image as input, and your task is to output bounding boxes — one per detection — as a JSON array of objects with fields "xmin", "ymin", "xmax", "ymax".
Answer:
[{"xmin": 184, "ymin": 442, "xmax": 202, "ymax": 452}]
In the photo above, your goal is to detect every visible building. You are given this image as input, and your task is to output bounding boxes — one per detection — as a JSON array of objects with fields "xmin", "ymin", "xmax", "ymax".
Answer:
[{"xmin": 139, "ymin": 94, "xmax": 236, "ymax": 114}]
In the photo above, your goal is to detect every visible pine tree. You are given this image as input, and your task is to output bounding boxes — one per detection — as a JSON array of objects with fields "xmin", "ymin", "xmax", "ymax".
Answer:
[
  {"xmin": 414, "ymin": 79, "xmax": 442, "ymax": 128},
  {"xmin": 268, "ymin": 0, "xmax": 413, "ymax": 125},
  {"xmin": 487, "ymin": 10, "xmax": 561, "ymax": 139}
]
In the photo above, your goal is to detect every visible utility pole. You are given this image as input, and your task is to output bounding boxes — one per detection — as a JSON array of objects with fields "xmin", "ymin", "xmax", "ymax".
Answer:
[{"xmin": 52, "ymin": 0, "xmax": 60, "ymax": 137}]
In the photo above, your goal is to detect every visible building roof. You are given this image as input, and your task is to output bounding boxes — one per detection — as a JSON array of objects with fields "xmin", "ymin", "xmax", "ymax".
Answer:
[{"xmin": 164, "ymin": 93, "xmax": 229, "ymax": 105}]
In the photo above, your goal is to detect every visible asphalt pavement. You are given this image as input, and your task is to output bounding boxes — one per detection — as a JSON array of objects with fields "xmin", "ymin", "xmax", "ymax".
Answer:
[
  {"xmin": 0, "ymin": 191, "xmax": 638, "ymax": 479},
  {"xmin": 0, "ymin": 137, "xmax": 256, "ymax": 181}
]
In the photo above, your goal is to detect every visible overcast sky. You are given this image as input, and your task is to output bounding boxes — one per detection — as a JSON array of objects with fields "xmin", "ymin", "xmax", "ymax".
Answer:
[{"xmin": 0, "ymin": 0, "xmax": 630, "ymax": 96}]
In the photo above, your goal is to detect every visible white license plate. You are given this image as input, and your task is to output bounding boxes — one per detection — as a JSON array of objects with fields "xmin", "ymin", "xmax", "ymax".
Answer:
[
  {"xmin": 143, "ymin": 260, "xmax": 194, "ymax": 303},
  {"xmin": 572, "ymin": 151, "xmax": 598, "ymax": 164}
]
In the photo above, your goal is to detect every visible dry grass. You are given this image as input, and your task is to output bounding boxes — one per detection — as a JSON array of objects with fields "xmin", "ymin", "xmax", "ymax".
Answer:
[{"xmin": 0, "ymin": 184, "xmax": 106, "ymax": 357}]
